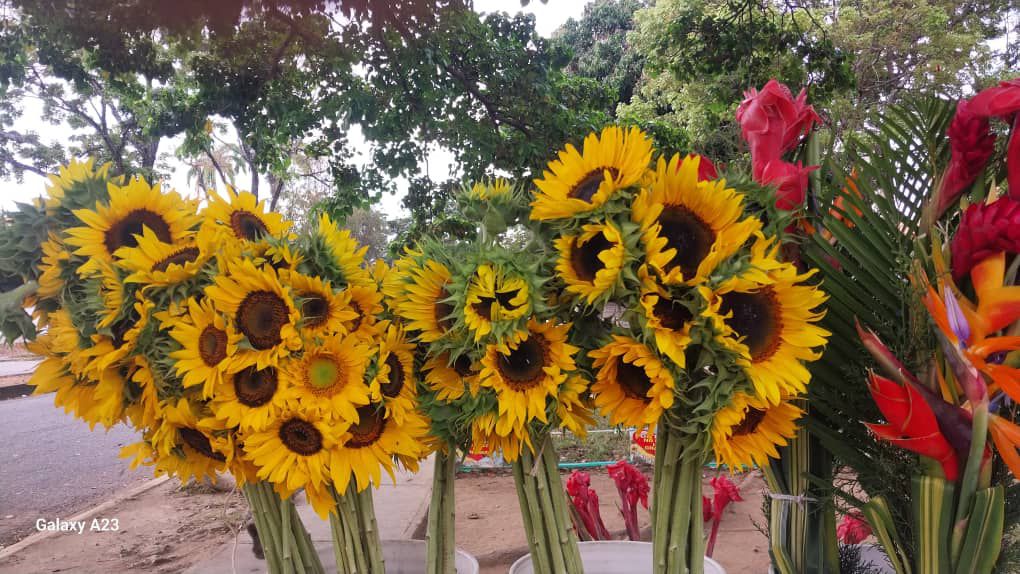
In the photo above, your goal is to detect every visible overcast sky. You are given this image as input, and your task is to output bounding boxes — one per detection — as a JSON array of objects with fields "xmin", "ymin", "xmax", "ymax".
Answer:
[{"xmin": 0, "ymin": 1, "xmax": 591, "ymax": 218}]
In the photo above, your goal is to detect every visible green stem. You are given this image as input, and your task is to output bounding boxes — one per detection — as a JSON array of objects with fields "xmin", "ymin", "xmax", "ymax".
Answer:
[
  {"xmin": 540, "ymin": 434, "xmax": 583, "ymax": 573},
  {"xmin": 281, "ymin": 488, "xmax": 296, "ymax": 574},
  {"xmin": 528, "ymin": 446, "xmax": 568, "ymax": 573},
  {"xmin": 952, "ymin": 401, "xmax": 989, "ymax": 565},
  {"xmin": 335, "ymin": 486, "xmax": 369, "ymax": 573},
  {"xmin": 653, "ymin": 425, "xmax": 683, "ymax": 573},
  {"xmin": 666, "ymin": 457, "xmax": 696, "ymax": 573},
  {"xmin": 256, "ymin": 483, "xmax": 288, "ymax": 573},
  {"xmin": 513, "ymin": 453, "xmax": 552, "ymax": 574},
  {"xmin": 356, "ymin": 486, "xmax": 386, "ymax": 572},
  {"xmin": 427, "ymin": 450, "xmax": 457, "ymax": 574},
  {"xmin": 245, "ymin": 484, "xmax": 283, "ymax": 574}
]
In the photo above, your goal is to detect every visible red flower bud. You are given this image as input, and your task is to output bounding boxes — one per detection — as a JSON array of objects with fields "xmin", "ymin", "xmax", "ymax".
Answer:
[
  {"xmin": 836, "ymin": 510, "xmax": 872, "ymax": 545},
  {"xmin": 937, "ymin": 99, "xmax": 997, "ymax": 216},
  {"xmin": 758, "ymin": 160, "xmax": 818, "ymax": 210},
  {"xmin": 950, "ymin": 197, "xmax": 1020, "ymax": 281}
]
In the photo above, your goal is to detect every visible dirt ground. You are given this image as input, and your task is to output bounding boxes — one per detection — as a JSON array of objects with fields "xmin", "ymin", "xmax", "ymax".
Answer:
[
  {"xmin": 0, "ymin": 479, "xmax": 249, "ymax": 574},
  {"xmin": 453, "ymin": 466, "xmax": 770, "ymax": 574},
  {"xmin": 0, "ymin": 343, "xmax": 35, "ymax": 360}
]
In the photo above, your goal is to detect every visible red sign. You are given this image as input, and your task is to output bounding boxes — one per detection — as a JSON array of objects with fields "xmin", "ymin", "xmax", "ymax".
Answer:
[{"xmin": 631, "ymin": 428, "xmax": 656, "ymax": 460}]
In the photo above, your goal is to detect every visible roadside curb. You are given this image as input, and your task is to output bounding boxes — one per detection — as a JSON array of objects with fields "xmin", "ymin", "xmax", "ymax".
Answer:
[
  {"xmin": 0, "ymin": 475, "xmax": 170, "ymax": 559},
  {"xmin": 0, "ymin": 384, "xmax": 32, "ymax": 401}
]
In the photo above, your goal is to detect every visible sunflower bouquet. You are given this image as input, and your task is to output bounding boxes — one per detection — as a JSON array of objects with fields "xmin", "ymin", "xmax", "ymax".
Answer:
[
  {"xmin": 386, "ymin": 179, "xmax": 596, "ymax": 573},
  {"xmin": 528, "ymin": 125, "xmax": 830, "ymax": 574},
  {"xmin": 0, "ymin": 160, "xmax": 431, "ymax": 574}
]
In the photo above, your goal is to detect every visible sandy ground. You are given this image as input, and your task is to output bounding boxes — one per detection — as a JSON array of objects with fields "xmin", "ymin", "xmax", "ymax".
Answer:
[
  {"xmin": 0, "ymin": 343, "xmax": 35, "ymax": 361},
  {"xmin": 453, "ymin": 466, "xmax": 770, "ymax": 574},
  {"xmin": 0, "ymin": 480, "xmax": 249, "ymax": 574}
]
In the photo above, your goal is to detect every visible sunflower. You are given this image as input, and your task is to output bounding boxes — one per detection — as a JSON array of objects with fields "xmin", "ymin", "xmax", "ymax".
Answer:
[
  {"xmin": 470, "ymin": 412, "xmax": 532, "ymax": 462},
  {"xmin": 167, "ymin": 297, "xmax": 242, "ymax": 398},
  {"xmin": 151, "ymin": 399, "xmax": 229, "ymax": 483},
  {"xmin": 531, "ymin": 126, "xmax": 653, "ymax": 220},
  {"xmin": 88, "ymin": 296, "xmax": 152, "ymax": 374},
  {"xmin": 589, "ymin": 336, "xmax": 675, "ymax": 427},
  {"xmin": 706, "ymin": 252, "xmax": 829, "ymax": 404},
  {"xmin": 342, "ymin": 283, "xmax": 385, "ymax": 341},
  {"xmin": 116, "ymin": 226, "xmax": 214, "ymax": 287},
  {"xmin": 43, "ymin": 158, "xmax": 112, "ymax": 215},
  {"xmin": 639, "ymin": 284, "xmax": 697, "ymax": 367},
  {"xmin": 423, "ymin": 352, "xmax": 480, "ymax": 401},
  {"xmin": 555, "ymin": 221, "xmax": 627, "ymax": 304},
  {"xmin": 44, "ymin": 308, "xmax": 91, "ymax": 377},
  {"xmin": 480, "ymin": 319, "xmax": 576, "ymax": 435},
  {"xmin": 94, "ymin": 259, "xmax": 127, "ymax": 330},
  {"xmin": 330, "ymin": 403, "xmax": 429, "ymax": 494},
  {"xmin": 202, "ymin": 186, "xmax": 290, "ymax": 243},
  {"xmin": 205, "ymin": 258, "xmax": 303, "ymax": 369},
  {"xmin": 371, "ymin": 322, "xmax": 417, "ymax": 423},
  {"xmin": 631, "ymin": 154, "xmax": 761, "ymax": 285},
  {"xmin": 281, "ymin": 334, "xmax": 371, "ymax": 422},
  {"xmin": 712, "ymin": 392, "xmax": 802, "ymax": 470},
  {"xmin": 37, "ymin": 234, "xmax": 70, "ymax": 300},
  {"xmin": 65, "ymin": 178, "xmax": 199, "ymax": 277},
  {"xmin": 211, "ymin": 364, "xmax": 289, "ymax": 431},
  {"xmin": 312, "ymin": 214, "xmax": 372, "ymax": 288},
  {"xmin": 395, "ymin": 259, "xmax": 455, "ymax": 343},
  {"xmin": 289, "ymin": 272, "xmax": 358, "ymax": 338},
  {"xmin": 557, "ymin": 376, "xmax": 595, "ymax": 437},
  {"xmin": 464, "ymin": 264, "xmax": 531, "ymax": 342},
  {"xmin": 124, "ymin": 358, "xmax": 161, "ymax": 430},
  {"xmin": 244, "ymin": 406, "xmax": 340, "ymax": 493}
]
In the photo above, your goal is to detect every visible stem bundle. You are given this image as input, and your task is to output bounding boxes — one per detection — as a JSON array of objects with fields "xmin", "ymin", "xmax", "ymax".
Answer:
[
  {"xmin": 243, "ymin": 480, "xmax": 325, "ymax": 574},
  {"xmin": 651, "ymin": 426, "xmax": 706, "ymax": 574},
  {"xmin": 426, "ymin": 449, "xmax": 458, "ymax": 574},
  {"xmin": 328, "ymin": 482, "xmax": 386, "ymax": 573}
]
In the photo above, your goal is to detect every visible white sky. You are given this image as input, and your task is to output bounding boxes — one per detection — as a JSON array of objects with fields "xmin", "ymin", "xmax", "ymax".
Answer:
[{"xmin": 0, "ymin": 1, "xmax": 591, "ymax": 219}]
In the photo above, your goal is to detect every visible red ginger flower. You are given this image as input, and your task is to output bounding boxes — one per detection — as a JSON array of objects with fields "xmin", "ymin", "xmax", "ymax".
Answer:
[
  {"xmin": 706, "ymin": 475, "xmax": 743, "ymax": 557},
  {"xmin": 836, "ymin": 509, "xmax": 872, "ymax": 545},
  {"xmin": 950, "ymin": 197, "xmax": 1020, "ymax": 280},
  {"xmin": 963, "ymin": 78, "xmax": 1020, "ymax": 200},
  {"xmin": 690, "ymin": 153, "xmax": 718, "ymax": 181},
  {"xmin": 758, "ymin": 160, "xmax": 819, "ymax": 211},
  {"xmin": 566, "ymin": 470, "xmax": 610, "ymax": 540},
  {"xmin": 937, "ymin": 99, "xmax": 997, "ymax": 216},
  {"xmin": 607, "ymin": 461, "xmax": 649, "ymax": 541},
  {"xmin": 864, "ymin": 373, "xmax": 960, "ymax": 481}
]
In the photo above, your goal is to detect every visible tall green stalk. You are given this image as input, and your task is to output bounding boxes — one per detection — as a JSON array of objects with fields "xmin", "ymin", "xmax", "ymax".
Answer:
[
  {"xmin": 651, "ymin": 426, "xmax": 708, "ymax": 574},
  {"xmin": 512, "ymin": 432, "xmax": 583, "ymax": 573},
  {"xmin": 328, "ymin": 482, "xmax": 386, "ymax": 573},
  {"xmin": 426, "ymin": 449, "xmax": 457, "ymax": 574},
  {"xmin": 243, "ymin": 480, "xmax": 325, "ymax": 574}
]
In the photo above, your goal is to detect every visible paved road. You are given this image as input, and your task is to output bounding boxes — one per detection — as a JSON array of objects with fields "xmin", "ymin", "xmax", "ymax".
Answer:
[{"xmin": 0, "ymin": 394, "xmax": 150, "ymax": 547}]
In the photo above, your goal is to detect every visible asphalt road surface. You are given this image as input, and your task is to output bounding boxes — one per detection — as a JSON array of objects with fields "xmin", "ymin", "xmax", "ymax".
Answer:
[{"xmin": 0, "ymin": 394, "xmax": 150, "ymax": 547}]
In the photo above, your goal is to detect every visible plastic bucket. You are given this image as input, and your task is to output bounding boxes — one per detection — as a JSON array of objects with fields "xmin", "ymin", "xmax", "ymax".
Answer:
[
  {"xmin": 508, "ymin": 541, "xmax": 725, "ymax": 574},
  {"xmin": 316, "ymin": 539, "xmax": 479, "ymax": 574}
]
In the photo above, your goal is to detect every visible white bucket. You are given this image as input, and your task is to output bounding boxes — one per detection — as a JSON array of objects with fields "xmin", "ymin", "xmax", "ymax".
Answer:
[
  {"xmin": 508, "ymin": 541, "xmax": 725, "ymax": 574},
  {"xmin": 316, "ymin": 539, "xmax": 480, "ymax": 574}
]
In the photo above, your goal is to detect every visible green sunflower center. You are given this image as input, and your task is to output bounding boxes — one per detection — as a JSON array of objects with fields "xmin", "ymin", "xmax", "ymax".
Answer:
[
  {"xmin": 570, "ymin": 232, "xmax": 614, "ymax": 282},
  {"xmin": 652, "ymin": 295, "xmax": 693, "ymax": 331},
  {"xmin": 380, "ymin": 354, "xmax": 405, "ymax": 398},
  {"xmin": 616, "ymin": 360, "xmax": 653, "ymax": 401},
  {"xmin": 733, "ymin": 407, "xmax": 768, "ymax": 436},
  {"xmin": 718, "ymin": 288, "xmax": 783, "ymax": 361},
  {"xmin": 434, "ymin": 286, "xmax": 455, "ymax": 331},
  {"xmin": 279, "ymin": 418, "xmax": 324, "ymax": 455},
  {"xmin": 237, "ymin": 290, "xmax": 289, "ymax": 349},
  {"xmin": 152, "ymin": 247, "xmax": 200, "ymax": 272},
  {"xmin": 198, "ymin": 325, "xmax": 228, "ymax": 366},
  {"xmin": 347, "ymin": 405, "xmax": 386, "ymax": 448},
  {"xmin": 179, "ymin": 427, "xmax": 226, "ymax": 462},
  {"xmin": 105, "ymin": 209, "xmax": 172, "ymax": 254},
  {"xmin": 300, "ymin": 293, "xmax": 330, "ymax": 329},
  {"xmin": 307, "ymin": 355, "xmax": 343, "ymax": 391},
  {"xmin": 496, "ymin": 334, "xmax": 549, "ymax": 391},
  {"xmin": 234, "ymin": 366, "xmax": 278, "ymax": 407},
  {"xmin": 658, "ymin": 205, "xmax": 716, "ymax": 279},
  {"xmin": 230, "ymin": 210, "xmax": 269, "ymax": 241},
  {"xmin": 570, "ymin": 167, "xmax": 620, "ymax": 202}
]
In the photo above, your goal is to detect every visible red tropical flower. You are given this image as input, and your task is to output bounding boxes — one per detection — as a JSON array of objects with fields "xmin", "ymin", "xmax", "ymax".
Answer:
[
  {"xmin": 736, "ymin": 79, "xmax": 821, "ymax": 169},
  {"xmin": 937, "ymin": 98, "xmax": 997, "ymax": 216},
  {"xmin": 836, "ymin": 510, "xmax": 872, "ymax": 545},
  {"xmin": 864, "ymin": 373, "xmax": 960, "ymax": 481},
  {"xmin": 964, "ymin": 78, "xmax": 1020, "ymax": 199},
  {"xmin": 607, "ymin": 460, "xmax": 649, "ymax": 541},
  {"xmin": 705, "ymin": 475, "xmax": 743, "ymax": 557},
  {"xmin": 566, "ymin": 470, "xmax": 611, "ymax": 540},
  {"xmin": 950, "ymin": 197, "xmax": 1020, "ymax": 281},
  {"xmin": 694, "ymin": 154, "xmax": 718, "ymax": 181},
  {"xmin": 758, "ymin": 160, "xmax": 819, "ymax": 211}
]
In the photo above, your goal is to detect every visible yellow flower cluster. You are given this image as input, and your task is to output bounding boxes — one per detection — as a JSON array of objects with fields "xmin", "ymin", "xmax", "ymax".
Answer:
[
  {"xmin": 26, "ymin": 161, "xmax": 429, "ymax": 517},
  {"xmin": 531, "ymin": 126, "xmax": 830, "ymax": 469}
]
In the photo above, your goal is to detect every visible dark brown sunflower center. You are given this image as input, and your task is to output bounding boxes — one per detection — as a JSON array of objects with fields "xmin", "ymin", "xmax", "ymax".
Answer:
[
  {"xmin": 718, "ymin": 288, "xmax": 782, "ymax": 361},
  {"xmin": 570, "ymin": 232, "xmax": 614, "ymax": 282},
  {"xmin": 381, "ymin": 354, "xmax": 405, "ymax": 398},
  {"xmin": 472, "ymin": 288, "xmax": 523, "ymax": 321},
  {"xmin": 199, "ymin": 325, "xmax": 228, "ymax": 366},
  {"xmin": 179, "ymin": 427, "xmax": 226, "ymax": 461},
  {"xmin": 279, "ymin": 418, "xmax": 324, "ymax": 455},
  {"xmin": 347, "ymin": 405, "xmax": 386, "ymax": 448},
  {"xmin": 104, "ymin": 209, "xmax": 172, "ymax": 254},
  {"xmin": 570, "ymin": 167, "xmax": 620, "ymax": 202},
  {"xmin": 233, "ymin": 366, "xmax": 278, "ymax": 407},
  {"xmin": 652, "ymin": 296, "xmax": 693, "ymax": 331},
  {"xmin": 435, "ymin": 286, "xmax": 455, "ymax": 331},
  {"xmin": 733, "ymin": 407, "xmax": 768, "ymax": 436},
  {"xmin": 496, "ymin": 334, "xmax": 549, "ymax": 391},
  {"xmin": 110, "ymin": 315, "xmax": 137, "ymax": 348},
  {"xmin": 453, "ymin": 354, "xmax": 475, "ymax": 377},
  {"xmin": 152, "ymin": 247, "xmax": 200, "ymax": 272},
  {"xmin": 236, "ymin": 290, "xmax": 289, "ymax": 349},
  {"xmin": 616, "ymin": 361, "xmax": 653, "ymax": 401},
  {"xmin": 301, "ymin": 294, "xmax": 330, "ymax": 329},
  {"xmin": 658, "ymin": 205, "xmax": 716, "ymax": 278},
  {"xmin": 230, "ymin": 210, "xmax": 269, "ymax": 241}
]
